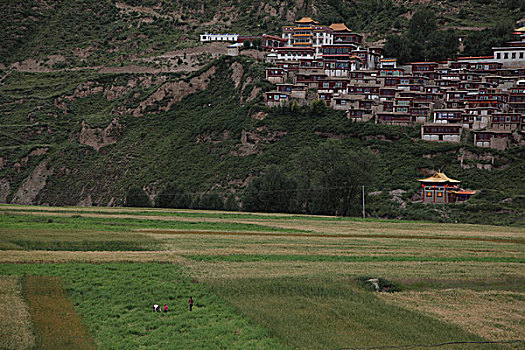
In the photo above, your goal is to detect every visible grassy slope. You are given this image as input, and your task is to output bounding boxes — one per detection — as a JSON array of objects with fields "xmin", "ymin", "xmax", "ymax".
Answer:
[
  {"xmin": 1, "ymin": 0, "xmax": 524, "ymax": 66},
  {"xmin": 0, "ymin": 56, "xmax": 524, "ymax": 224}
]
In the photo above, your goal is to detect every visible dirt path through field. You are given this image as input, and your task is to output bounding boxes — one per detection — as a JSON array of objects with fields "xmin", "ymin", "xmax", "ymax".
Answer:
[{"xmin": 0, "ymin": 250, "xmax": 186, "ymax": 263}]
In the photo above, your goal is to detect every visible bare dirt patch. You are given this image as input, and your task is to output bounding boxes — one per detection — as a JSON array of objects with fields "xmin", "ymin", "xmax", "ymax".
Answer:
[
  {"xmin": 78, "ymin": 118, "xmax": 124, "ymax": 151},
  {"xmin": 0, "ymin": 179, "xmax": 11, "ymax": 203},
  {"xmin": 114, "ymin": 66, "xmax": 216, "ymax": 116},
  {"xmin": 11, "ymin": 161, "xmax": 53, "ymax": 205}
]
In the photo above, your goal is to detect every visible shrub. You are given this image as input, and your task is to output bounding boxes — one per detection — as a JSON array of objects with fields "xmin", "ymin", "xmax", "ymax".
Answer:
[
  {"xmin": 124, "ymin": 186, "xmax": 151, "ymax": 207},
  {"xmin": 155, "ymin": 182, "xmax": 192, "ymax": 209}
]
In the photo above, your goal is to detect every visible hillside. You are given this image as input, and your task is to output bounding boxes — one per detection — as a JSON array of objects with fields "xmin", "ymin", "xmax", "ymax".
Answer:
[
  {"xmin": 0, "ymin": 1, "xmax": 524, "ymax": 225},
  {"xmin": 2, "ymin": 0, "xmax": 525, "ymax": 67},
  {"xmin": 0, "ymin": 55, "xmax": 523, "ymax": 225}
]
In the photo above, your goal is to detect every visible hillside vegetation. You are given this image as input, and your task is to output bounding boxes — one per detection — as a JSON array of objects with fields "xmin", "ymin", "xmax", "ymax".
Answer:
[
  {"xmin": 0, "ymin": 56, "xmax": 523, "ymax": 225},
  {"xmin": 0, "ymin": 1, "xmax": 524, "ymax": 225},
  {"xmin": 2, "ymin": 0, "xmax": 525, "ymax": 67}
]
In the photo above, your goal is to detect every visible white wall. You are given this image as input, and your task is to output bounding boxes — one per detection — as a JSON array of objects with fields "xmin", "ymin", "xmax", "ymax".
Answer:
[
  {"xmin": 200, "ymin": 33, "xmax": 239, "ymax": 42},
  {"xmin": 493, "ymin": 49, "xmax": 525, "ymax": 67}
]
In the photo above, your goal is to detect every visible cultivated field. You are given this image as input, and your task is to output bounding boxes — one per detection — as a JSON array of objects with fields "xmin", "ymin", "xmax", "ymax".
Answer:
[{"xmin": 0, "ymin": 204, "xmax": 524, "ymax": 349}]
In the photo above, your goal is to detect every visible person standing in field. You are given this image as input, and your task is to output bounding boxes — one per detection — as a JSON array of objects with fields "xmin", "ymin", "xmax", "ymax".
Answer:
[
  {"xmin": 189, "ymin": 297, "xmax": 194, "ymax": 311},
  {"xmin": 153, "ymin": 304, "xmax": 159, "ymax": 312},
  {"xmin": 164, "ymin": 303, "xmax": 168, "ymax": 312}
]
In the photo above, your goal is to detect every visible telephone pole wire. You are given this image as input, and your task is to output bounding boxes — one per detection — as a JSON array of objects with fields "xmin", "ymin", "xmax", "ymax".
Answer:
[{"xmin": 362, "ymin": 185, "xmax": 365, "ymax": 219}]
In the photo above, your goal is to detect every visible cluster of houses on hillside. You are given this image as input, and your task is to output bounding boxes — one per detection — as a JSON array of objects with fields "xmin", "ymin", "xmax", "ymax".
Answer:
[{"xmin": 201, "ymin": 18, "xmax": 525, "ymax": 151}]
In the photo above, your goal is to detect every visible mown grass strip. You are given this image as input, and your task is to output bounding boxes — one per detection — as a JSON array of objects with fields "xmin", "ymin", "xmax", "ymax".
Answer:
[
  {"xmin": 140, "ymin": 229, "xmax": 525, "ymax": 244},
  {"xmin": 0, "ymin": 213, "xmax": 304, "ymax": 233},
  {"xmin": 23, "ymin": 275, "xmax": 95, "ymax": 350},
  {"xmin": 184, "ymin": 254, "xmax": 525, "ymax": 264},
  {"xmin": 0, "ymin": 206, "xmax": 421, "ymax": 223},
  {"xmin": 0, "ymin": 276, "xmax": 35, "ymax": 350},
  {"xmin": 396, "ymin": 276, "xmax": 525, "ymax": 292}
]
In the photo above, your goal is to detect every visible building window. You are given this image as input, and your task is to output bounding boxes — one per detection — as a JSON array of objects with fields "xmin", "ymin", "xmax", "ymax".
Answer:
[
  {"xmin": 512, "ymin": 52, "xmax": 516, "ymax": 59},
  {"xmin": 426, "ymin": 191, "xmax": 432, "ymax": 197},
  {"xmin": 437, "ymin": 192, "xmax": 443, "ymax": 197},
  {"xmin": 504, "ymin": 53, "xmax": 509, "ymax": 59},
  {"xmin": 497, "ymin": 53, "xmax": 501, "ymax": 59},
  {"xmin": 521, "ymin": 52, "xmax": 524, "ymax": 59}
]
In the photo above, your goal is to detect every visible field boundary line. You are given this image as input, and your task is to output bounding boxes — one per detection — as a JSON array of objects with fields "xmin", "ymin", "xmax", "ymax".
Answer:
[
  {"xmin": 330, "ymin": 339, "xmax": 525, "ymax": 349},
  {"xmin": 138, "ymin": 229, "xmax": 525, "ymax": 244}
]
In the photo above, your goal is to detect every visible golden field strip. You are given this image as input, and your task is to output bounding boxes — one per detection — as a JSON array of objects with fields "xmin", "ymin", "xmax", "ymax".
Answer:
[
  {"xmin": 0, "ymin": 276, "xmax": 35, "ymax": 350},
  {"xmin": 24, "ymin": 275, "xmax": 95, "ymax": 350},
  {"xmin": 0, "ymin": 204, "xmax": 524, "ymax": 348}
]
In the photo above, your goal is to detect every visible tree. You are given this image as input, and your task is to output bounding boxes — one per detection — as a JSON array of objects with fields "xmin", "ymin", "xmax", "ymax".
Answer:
[
  {"xmin": 425, "ymin": 29, "xmax": 458, "ymax": 61},
  {"xmin": 155, "ymin": 182, "xmax": 192, "ymax": 209},
  {"xmin": 382, "ymin": 34, "xmax": 412, "ymax": 63},
  {"xmin": 243, "ymin": 166, "xmax": 297, "ymax": 213},
  {"xmin": 252, "ymin": 38, "xmax": 262, "ymax": 50},
  {"xmin": 310, "ymin": 99, "xmax": 328, "ymax": 115},
  {"xmin": 382, "ymin": 8, "xmax": 458, "ymax": 63},
  {"xmin": 193, "ymin": 193, "xmax": 224, "ymax": 210},
  {"xmin": 293, "ymin": 141, "xmax": 377, "ymax": 217},
  {"xmin": 224, "ymin": 194, "xmax": 239, "ymax": 211},
  {"xmin": 407, "ymin": 8, "xmax": 437, "ymax": 41},
  {"xmin": 463, "ymin": 21, "xmax": 514, "ymax": 57},
  {"xmin": 125, "ymin": 186, "xmax": 151, "ymax": 207}
]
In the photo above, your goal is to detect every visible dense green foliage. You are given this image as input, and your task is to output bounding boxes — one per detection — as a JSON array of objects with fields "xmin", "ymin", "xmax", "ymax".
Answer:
[
  {"xmin": 155, "ymin": 182, "xmax": 193, "ymax": 209},
  {"xmin": 383, "ymin": 9, "xmax": 459, "ymax": 63},
  {"xmin": 243, "ymin": 142, "xmax": 376, "ymax": 216},
  {"xmin": 0, "ymin": 55, "xmax": 524, "ymax": 225},
  {"xmin": 125, "ymin": 186, "xmax": 151, "ymax": 207},
  {"xmin": 463, "ymin": 21, "xmax": 516, "ymax": 57}
]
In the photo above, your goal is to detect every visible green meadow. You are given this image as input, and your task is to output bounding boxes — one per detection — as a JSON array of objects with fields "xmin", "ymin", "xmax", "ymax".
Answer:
[{"xmin": 0, "ymin": 205, "xmax": 524, "ymax": 349}]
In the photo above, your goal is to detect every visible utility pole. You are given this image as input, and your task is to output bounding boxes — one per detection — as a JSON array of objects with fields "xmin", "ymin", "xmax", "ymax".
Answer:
[{"xmin": 362, "ymin": 185, "xmax": 365, "ymax": 219}]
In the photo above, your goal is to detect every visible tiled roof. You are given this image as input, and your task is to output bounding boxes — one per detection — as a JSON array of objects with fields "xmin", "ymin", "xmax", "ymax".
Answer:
[
  {"xmin": 295, "ymin": 17, "xmax": 318, "ymax": 24},
  {"xmin": 418, "ymin": 172, "xmax": 461, "ymax": 183},
  {"xmin": 329, "ymin": 23, "xmax": 351, "ymax": 31}
]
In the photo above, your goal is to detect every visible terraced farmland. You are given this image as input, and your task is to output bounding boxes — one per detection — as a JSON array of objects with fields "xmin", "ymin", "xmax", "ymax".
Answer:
[{"xmin": 0, "ymin": 205, "xmax": 523, "ymax": 349}]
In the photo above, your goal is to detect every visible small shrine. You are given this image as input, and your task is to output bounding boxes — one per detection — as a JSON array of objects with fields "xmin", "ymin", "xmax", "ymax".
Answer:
[{"xmin": 418, "ymin": 172, "xmax": 475, "ymax": 204}]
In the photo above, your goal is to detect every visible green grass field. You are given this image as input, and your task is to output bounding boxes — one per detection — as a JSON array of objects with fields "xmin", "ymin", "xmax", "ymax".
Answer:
[{"xmin": 0, "ymin": 205, "xmax": 524, "ymax": 349}]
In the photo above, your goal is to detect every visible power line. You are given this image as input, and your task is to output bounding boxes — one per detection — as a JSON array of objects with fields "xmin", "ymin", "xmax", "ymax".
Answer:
[
  {"xmin": 327, "ymin": 339, "xmax": 525, "ymax": 350},
  {"xmin": 148, "ymin": 185, "xmax": 371, "ymax": 196}
]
